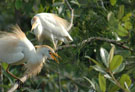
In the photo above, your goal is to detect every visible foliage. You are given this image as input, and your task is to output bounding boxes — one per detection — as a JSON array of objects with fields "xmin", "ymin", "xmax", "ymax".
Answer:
[{"xmin": 0, "ymin": 0, "xmax": 135, "ymax": 92}]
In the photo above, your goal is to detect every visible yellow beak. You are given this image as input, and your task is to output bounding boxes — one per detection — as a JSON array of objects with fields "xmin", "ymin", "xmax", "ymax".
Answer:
[
  {"xmin": 31, "ymin": 22, "xmax": 37, "ymax": 32},
  {"xmin": 50, "ymin": 52, "xmax": 61, "ymax": 63}
]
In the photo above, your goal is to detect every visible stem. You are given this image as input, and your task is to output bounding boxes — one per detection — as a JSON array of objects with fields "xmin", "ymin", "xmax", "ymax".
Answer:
[{"xmin": 109, "ymin": 71, "xmax": 128, "ymax": 92}]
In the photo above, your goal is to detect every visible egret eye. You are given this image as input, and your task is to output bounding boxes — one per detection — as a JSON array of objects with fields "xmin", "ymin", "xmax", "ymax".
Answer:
[{"xmin": 49, "ymin": 51, "xmax": 51, "ymax": 54}]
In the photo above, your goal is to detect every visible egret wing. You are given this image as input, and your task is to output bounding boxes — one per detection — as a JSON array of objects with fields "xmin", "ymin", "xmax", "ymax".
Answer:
[
  {"xmin": 36, "ymin": 13, "xmax": 73, "ymax": 41},
  {"xmin": 0, "ymin": 37, "xmax": 25, "ymax": 64}
]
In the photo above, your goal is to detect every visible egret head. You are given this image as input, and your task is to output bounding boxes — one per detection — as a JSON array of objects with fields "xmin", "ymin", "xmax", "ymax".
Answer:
[
  {"xmin": 35, "ymin": 45, "xmax": 60, "ymax": 63},
  {"xmin": 31, "ymin": 16, "xmax": 40, "ymax": 32}
]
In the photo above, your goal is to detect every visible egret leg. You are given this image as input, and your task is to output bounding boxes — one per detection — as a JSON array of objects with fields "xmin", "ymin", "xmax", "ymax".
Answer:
[
  {"xmin": 6, "ymin": 65, "xmax": 19, "ymax": 80},
  {"xmin": 53, "ymin": 41, "xmax": 57, "ymax": 50},
  {"xmin": 6, "ymin": 65, "xmax": 24, "ymax": 88}
]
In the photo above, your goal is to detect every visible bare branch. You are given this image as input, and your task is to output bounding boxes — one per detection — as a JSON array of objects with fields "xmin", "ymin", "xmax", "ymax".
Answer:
[
  {"xmin": 57, "ymin": 37, "xmax": 132, "ymax": 51},
  {"xmin": 65, "ymin": 0, "xmax": 74, "ymax": 31},
  {"xmin": 8, "ymin": 75, "xmax": 28, "ymax": 92}
]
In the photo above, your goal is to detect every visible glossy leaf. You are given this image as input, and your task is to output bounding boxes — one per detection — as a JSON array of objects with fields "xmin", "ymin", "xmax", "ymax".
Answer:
[
  {"xmin": 109, "ymin": 74, "xmax": 131, "ymax": 92},
  {"xmin": 124, "ymin": 21, "xmax": 132, "ymax": 30},
  {"xmin": 120, "ymin": 74, "xmax": 131, "ymax": 89},
  {"xmin": 52, "ymin": 2, "xmax": 64, "ymax": 6},
  {"xmin": 118, "ymin": 5, "xmax": 124, "ymax": 19},
  {"xmin": 85, "ymin": 56, "xmax": 103, "ymax": 67},
  {"xmin": 108, "ymin": 45, "xmax": 115, "ymax": 64},
  {"xmin": 100, "ymin": 48, "xmax": 109, "ymax": 67},
  {"xmin": 109, "ymin": 55, "xmax": 123, "ymax": 71},
  {"xmin": 1, "ymin": 62, "xmax": 8, "ymax": 70},
  {"xmin": 83, "ymin": 77, "xmax": 95, "ymax": 89},
  {"xmin": 122, "ymin": 13, "xmax": 132, "ymax": 22},
  {"xmin": 109, "ymin": 85, "xmax": 119, "ymax": 92},
  {"xmin": 107, "ymin": 12, "xmax": 115, "ymax": 22},
  {"xmin": 110, "ymin": 0, "xmax": 117, "ymax": 6},
  {"xmin": 113, "ymin": 63, "xmax": 125, "ymax": 74},
  {"xmin": 92, "ymin": 65, "xmax": 106, "ymax": 74},
  {"xmin": 99, "ymin": 73, "xmax": 106, "ymax": 92},
  {"xmin": 117, "ymin": 24, "xmax": 128, "ymax": 36}
]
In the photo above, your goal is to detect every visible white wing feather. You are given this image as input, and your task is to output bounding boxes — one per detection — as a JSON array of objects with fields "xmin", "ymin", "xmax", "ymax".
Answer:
[
  {"xmin": 35, "ymin": 13, "xmax": 73, "ymax": 41},
  {"xmin": 0, "ymin": 37, "xmax": 24, "ymax": 64}
]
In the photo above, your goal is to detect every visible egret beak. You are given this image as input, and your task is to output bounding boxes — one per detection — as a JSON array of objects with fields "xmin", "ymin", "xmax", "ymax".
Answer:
[
  {"xmin": 31, "ymin": 22, "xmax": 37, "ymax": 32},
  {"xmin": 50, "ymin": 52, "xmax": 61, "ymax": 63}
]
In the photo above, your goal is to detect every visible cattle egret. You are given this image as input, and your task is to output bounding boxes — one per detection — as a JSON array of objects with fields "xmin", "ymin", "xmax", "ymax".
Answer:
[
  {"xmin": 31, "ymin": 13, "xmax": 73, "ymax": 49},
  {"xmin": 0, "ymin": 25, "xmax": 60, "ymax": 81}
]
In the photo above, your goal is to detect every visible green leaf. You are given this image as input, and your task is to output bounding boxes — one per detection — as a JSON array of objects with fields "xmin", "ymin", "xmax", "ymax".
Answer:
[
  {"xmin": 109, "ymin": 55, "xmax": 123, "ymax": 71},
  {"xmin": 122, "ymin": 13, "xmax": 132, "ymax": 22},
  {"xmin": 100, "ymin": 48, "xmax": 109, "ymax": 67},
  {"xmin": 99, "ymin": 73, "xmax": 106, "ymax": 92},
  {"xmin": 113, "ymin": 63, "xmax": 125, "ymax": 74},
  {"xmin": 85, "ymin": 56, "xmax": 103, "ymax": 67},
  {"xmin": 109, "ymin": 85, "xmax": 119, "ymax": 92},
  {"xmin": 15, "ymin": 0, "xmax": 22, "ymax": 10},
  {"xmin": 124, "ymin": 21, "xmax": 132, "ymax": 30},
  {"xmin": 52, "ymin": 2, "xmax": 64, "ymax": 6},
  {"xmin": 92, "ymin": 65, "xmax": 106, "ymax": 74},
  {"xmin": 70, "ymin": 0, "xmax": 80, "ymax": 7},
  {"xmin": 107, "ymin": 12, "xmax": 115, "ymax": 22},
  {"xmin": 83, "ymin": 77, "xmax": 95, "ymax": 89},
  {"xmin": 109, "ymin": 74, "xmax": 131, "ymax": 92},
  {"xmin": 117, "ymin": 24, "xmax": 128, "ymax": 36},
  {"xmin": 118, "ymin": 5, "xmax": 124, "ymax": 19},
  {"xmin": 110, "ymin": 0, "xmax": 117, "ymax": 6},
  {"xmin": 120, "ymin": 74, "xmax": 131, "ymax": 89},
  {"xmin": 104, "ymin": 74, "xmax": 115, "ymax": 84},
  {"xmin": 108, "ymin": 45, "xmax": 115, "ymax": 64},
  {"xmin": 1, "ymin": 62, "xmax": 8, "ymax": 70}
]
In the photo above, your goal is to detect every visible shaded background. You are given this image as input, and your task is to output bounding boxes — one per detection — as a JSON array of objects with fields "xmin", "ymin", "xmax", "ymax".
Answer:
[{"xmin": 0, "ymin": 0, "xmax": 135, "ymax": 92}]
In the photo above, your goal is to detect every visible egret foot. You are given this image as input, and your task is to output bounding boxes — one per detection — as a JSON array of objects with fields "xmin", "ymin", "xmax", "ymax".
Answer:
[{"xmin": 15, "ymin": 79, "xmax": 24, "ymax": 89}]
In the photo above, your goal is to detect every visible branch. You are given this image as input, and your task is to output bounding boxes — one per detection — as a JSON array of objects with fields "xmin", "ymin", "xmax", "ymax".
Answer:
[
  {"xmin": 65, "ymin": 0, "xmax": 74, "ymax": 31},
  {"xmin": 8, "ymin": 75, "xmax": 28, "ymax": 92},
  {"xmin": 109, "ymin": 71, "xmax": 128, "ymax": 92},
  {"xmin": 57, "ymin": 37, "xmax": 132, "ymax": 51}
]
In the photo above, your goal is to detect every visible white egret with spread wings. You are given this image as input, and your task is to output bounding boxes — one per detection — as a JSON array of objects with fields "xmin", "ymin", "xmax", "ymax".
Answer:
[
  {"xmin": 0, "ymin": 25, "xmax": 60, "ymax": 81},
  {"xmin": 31, "ymin": 13, "xmax": 73, "ymax": 49}
]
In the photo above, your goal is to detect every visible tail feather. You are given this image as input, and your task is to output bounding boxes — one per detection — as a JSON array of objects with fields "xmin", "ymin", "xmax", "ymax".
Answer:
[{"xmin": 65, "ymin": 36, "xmax": 73, "ymax": 42}]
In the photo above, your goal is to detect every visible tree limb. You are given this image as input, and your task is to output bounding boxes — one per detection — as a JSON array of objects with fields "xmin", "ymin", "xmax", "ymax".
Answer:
[
  {"xmin": 57, "ymin": 37, "xmax": 132, "ymax": 51},
  {"xmin": 8, "ymin": 75, "xmax": 28, "ymax": 92}
]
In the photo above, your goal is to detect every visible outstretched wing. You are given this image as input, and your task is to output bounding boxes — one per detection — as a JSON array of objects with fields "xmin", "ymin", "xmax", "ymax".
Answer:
[
  {"xmin": 0, "ymin": 34, "xmax": 24, "ymax": 64},
  {"xmin": 0, "ymin": 25, "xmax": 31, "ymax": 64}
]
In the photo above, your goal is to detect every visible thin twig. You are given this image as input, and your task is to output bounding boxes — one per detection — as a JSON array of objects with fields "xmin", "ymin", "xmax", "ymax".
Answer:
[
  {"xmin": 65, "ymin": 0, "xmax": 74, "ymax": 31},
  {"xmin": 57, "ymin": 37, "xmax": 132, "ymax": 51},
  {"xmin": 8, "ymin": 75, "xmax": 28, "ymax": 92}
]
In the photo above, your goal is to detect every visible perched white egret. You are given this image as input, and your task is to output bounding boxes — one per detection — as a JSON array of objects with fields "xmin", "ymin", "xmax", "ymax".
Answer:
[
  {"xmin": 0, "ymin": 25, "xmax": 60, "ymax": 81},
  {"xmin": 31, "ymin": 13, "xmax": 73, "ymax": 49}
]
